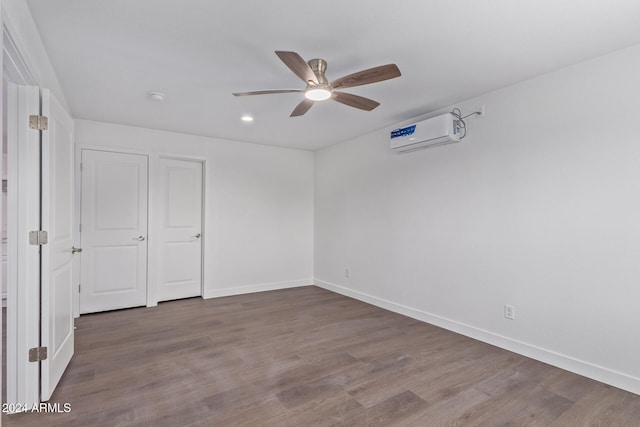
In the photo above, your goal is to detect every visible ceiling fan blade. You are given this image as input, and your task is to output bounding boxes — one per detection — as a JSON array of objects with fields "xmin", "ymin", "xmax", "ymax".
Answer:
[
  {"xmin": 331, "ymin": 64, "xmax": 401, "ymax": 90},
  {"xmin": 275, "ymin": 51, "xmax": 318, "ymax": 85},
  {"xmin": 233, "ymin": 89, "xmax": 303, "ymax": 96},
  {"xmin": 332, "ymin": 92, "xmax": 380, "ymax": 111},
  {"xmin": 290, "ymin": 99, "xmax": 314, "ymax": 117}
]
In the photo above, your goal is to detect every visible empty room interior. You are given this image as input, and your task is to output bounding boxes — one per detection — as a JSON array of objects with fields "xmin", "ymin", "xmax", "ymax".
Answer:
[{"xmin": 2, "ymin": 0, "xmax": 640, "ymax": 425}]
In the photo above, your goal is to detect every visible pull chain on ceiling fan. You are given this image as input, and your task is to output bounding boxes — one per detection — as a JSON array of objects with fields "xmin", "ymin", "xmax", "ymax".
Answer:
[{"xmin": 233, "ymin": 51, "xmax": 401, "ymax": 117}]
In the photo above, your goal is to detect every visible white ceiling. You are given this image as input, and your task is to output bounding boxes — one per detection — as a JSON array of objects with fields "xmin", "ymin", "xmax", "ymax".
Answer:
[{"xmin": 26, "ymin": 0, "xmax": 640, "ymax": 151}]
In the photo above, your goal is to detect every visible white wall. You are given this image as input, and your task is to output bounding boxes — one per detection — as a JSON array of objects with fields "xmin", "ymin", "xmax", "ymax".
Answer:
[
  {"xmin": 75, "ymin": 120, "xmax": 314, "ymax": 299},
  {"xmin": 314, "ymin": 43, "xmax": 640, "ymax": 394}
]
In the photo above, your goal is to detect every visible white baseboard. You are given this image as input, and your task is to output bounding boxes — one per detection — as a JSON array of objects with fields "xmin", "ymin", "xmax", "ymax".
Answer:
[
  {"xmin": 203, "ymin": 279, "xmax": 312, "ymax": 299},
  {"xmin": 314, "ymin": 279, "xmax": 640, "ymax": 396}
]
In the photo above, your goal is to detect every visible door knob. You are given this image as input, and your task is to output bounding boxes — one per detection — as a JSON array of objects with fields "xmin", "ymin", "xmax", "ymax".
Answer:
[
  {"xmin": 134, "ymin": 235, "xmax": 146, "ymax": 241},
  {"xmin": 71, "ymin": 246, "xmax": 83, "ymax": 254},
  {"xmin": 194, "ymin": 233, "xmax": 201, "ymax": 238}
]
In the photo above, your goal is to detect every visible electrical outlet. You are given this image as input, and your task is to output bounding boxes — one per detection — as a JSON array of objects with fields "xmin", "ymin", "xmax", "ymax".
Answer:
[
  {"xmin": 504, "ymin": 304, "xmax": 515, "ymax": 320},
  {"xmin": 345, "ymin": 269, "xmax": 350, "ymax": 279},
  {"xmin": 475, "ymin": 104, "xmax": 485, "ymax": 119}
]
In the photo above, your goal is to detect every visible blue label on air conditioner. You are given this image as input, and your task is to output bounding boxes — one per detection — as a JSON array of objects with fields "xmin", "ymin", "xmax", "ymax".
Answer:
[{"xmin": 390, "ymin": 125, "xmax": 416, "ymax": 139}]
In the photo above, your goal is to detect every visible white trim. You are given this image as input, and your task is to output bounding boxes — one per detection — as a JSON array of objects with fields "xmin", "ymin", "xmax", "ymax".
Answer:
[
  {"xmin": 72, "ymin": 144, "xmax": 81, "ymax": 317},
  {"xmin": 313, "ymin": 279, "xmax": 640, "ymax": 396},
  {"xmin": 146, "ymin": 153, "xmax": 157, "ymax": 307},
  {"xmin": 6, "ymin": 83, "xmax": 41, "ymax": 407},
  {"xmin": 2, "ymin": 22, "xmax": 39, "ymax": 86},
  {"xmin": 156, "ymin": 152, "xmax": 207, "ymax": 162},
  {"xmin": 204, "ymin": 279, "xmax": 312, "ymax": 299},
  {"xmin": 75, "ymin": 143, "xmax": 149, "ymax": 156}
]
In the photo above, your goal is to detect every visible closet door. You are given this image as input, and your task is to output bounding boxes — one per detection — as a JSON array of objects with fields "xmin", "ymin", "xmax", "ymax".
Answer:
[
  {"xmin": 157, "ymin": 158, "xmax": 203, "ymax": 302},
  {"xmin": 80, "ymin": 149, "xmax": 148, "ymax": 313}
]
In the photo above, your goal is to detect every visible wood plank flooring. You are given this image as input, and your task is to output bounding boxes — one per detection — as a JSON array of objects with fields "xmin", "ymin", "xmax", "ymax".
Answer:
[{"xmin": 3, "ymin": 286, "xmax": 640, "ymax": 426}]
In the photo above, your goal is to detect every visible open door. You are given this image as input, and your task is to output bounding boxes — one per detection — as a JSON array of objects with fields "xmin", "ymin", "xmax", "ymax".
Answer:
[
  {"xmin": 3, "ymin": 85, "xmax": 72, "ymax": 406},
  {"xmin": 40, "ymin": 88, "xmax": 75, "ymax": 400}
]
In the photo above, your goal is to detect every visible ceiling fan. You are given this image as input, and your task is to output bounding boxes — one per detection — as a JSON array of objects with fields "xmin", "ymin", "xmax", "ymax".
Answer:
[{"xmin": 233, "ymin": 51, "xmax": 401, "ymax": 117}]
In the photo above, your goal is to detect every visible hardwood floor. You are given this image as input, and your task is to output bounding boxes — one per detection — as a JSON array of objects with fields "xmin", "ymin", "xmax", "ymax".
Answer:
[{"xmin": 3, "ymin": 286, "xmax": 640, "ymax": 426}]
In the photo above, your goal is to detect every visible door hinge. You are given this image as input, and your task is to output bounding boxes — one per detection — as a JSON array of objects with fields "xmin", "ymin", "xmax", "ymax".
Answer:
[
  {"xmin": 29, "ymin": 115, "xmax": 49, "ymax": 131},
  {"xmin": 28, "ymin": 346, "xmax": 48, "ymax": 362},
  {"xmin": 29, "ymin": 230, "xmax": 48, "ymax": 245}
]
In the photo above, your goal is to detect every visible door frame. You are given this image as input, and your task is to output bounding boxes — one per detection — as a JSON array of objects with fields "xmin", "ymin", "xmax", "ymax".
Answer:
[
  {"xmin": 2, "ymin": 17, "xmax": 44, "ymax": 408},
  {"xmin": 153, "ymin": 154, "xmax": 206, "ymax": 304}
]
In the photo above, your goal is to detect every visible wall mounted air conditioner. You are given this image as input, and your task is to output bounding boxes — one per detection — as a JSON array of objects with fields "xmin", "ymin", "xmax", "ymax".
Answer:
[{"xmin": 390, "ymin": 113, "xmax": 462, "ymax": 152}]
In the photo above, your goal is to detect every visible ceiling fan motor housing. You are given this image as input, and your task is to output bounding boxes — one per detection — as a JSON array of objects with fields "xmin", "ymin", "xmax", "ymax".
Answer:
[{"xmin": 307, "ymin": 58, "xmax": 329, "ymax": 85}]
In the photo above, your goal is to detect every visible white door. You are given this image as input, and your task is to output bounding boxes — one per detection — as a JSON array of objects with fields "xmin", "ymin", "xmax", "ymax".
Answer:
[
  {"xmin": 157, "ymin": 158, "xmax": 203, "ymax": 302},
  {"xmin": 6, "ymin": 85, "xmax": 75, "ymax": 406},
  {"xmin": 40, "ymin": 89, "xmax": 75, "ymax": 400},
  {"xmin": 80, "ymin": 150, "xmax": 148, "ymax": 313}
]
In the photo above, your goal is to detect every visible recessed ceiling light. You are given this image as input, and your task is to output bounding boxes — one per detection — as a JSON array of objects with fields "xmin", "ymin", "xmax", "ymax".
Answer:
[
  {"xmin": 241, "ymin": 115, "xmax": 254, "ymax": 122},
  {"xmin": 149, "ymin": 92, "xmax": 165, "ymax": 101}
]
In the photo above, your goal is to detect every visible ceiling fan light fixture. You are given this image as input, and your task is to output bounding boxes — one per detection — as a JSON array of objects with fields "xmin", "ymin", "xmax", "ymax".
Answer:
[{"xmin": 305, "ymin": 87, "xmax": 332, "ymax": 101}]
